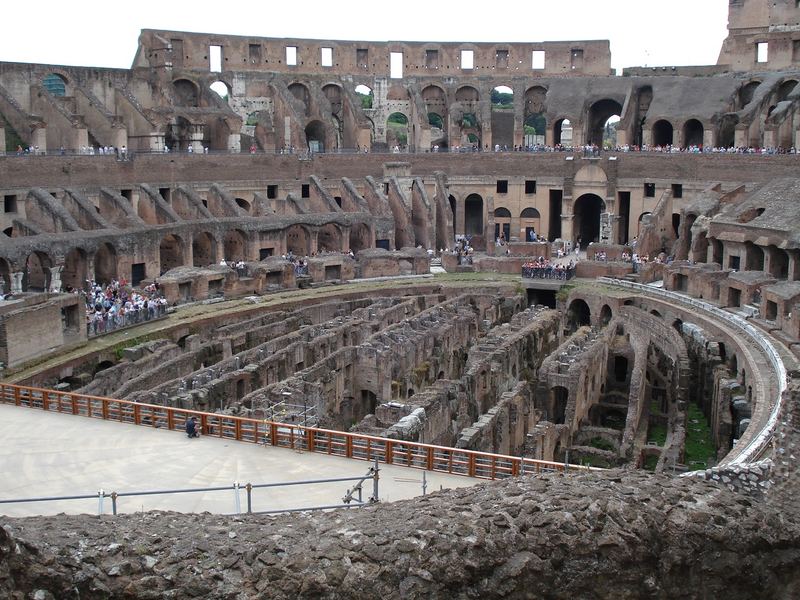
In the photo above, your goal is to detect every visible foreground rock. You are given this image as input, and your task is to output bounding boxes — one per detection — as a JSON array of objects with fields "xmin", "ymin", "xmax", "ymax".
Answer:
[{"xmin": 1, "ymin": 470, "xmax": 798, "ymax": 599}]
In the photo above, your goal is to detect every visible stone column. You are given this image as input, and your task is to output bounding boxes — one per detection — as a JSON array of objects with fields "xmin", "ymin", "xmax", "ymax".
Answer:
[
  {"xmin": 49, "ymin": 266, "xmax": 63, "ymax": 293},
  {"xmin": 11, "ymin": 272, "xmax": 24, "ymax": 294}
]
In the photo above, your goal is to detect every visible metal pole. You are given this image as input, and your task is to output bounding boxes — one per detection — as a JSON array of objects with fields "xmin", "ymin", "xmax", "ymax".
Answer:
[
  {"xmin": 422, "ymin": 471, "xmax": 427, "ymax": 496},
  {"xmin": 246, "ymin": 483, "xmax": 252, "ymax": 514},
  {"xmin": 111, "ymin": 492, "xmax": 118, "ymax": 516},
  {"xmin": 233, "ymin": 482, "xmax": 241, "ymax": 514},
  {"xmin": 97, "ymin": 489, "xmax": 104, "ymax": 515},
  {"xmin": 372, "ymin": 458, "xmax": 379, "ymax": 503},
  {"xmin": 564, "ymin": 450, "xmax": 570, "ymax": 473}
]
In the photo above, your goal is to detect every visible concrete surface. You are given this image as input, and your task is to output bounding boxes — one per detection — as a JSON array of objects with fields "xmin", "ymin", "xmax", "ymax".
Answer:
[{"xmin": 0, "ymin": 404, "xmax": 482, "ymax": 517}]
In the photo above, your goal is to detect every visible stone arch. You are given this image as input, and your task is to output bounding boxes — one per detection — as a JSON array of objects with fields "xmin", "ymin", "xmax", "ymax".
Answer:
[
  {"xmin": 566, "ymin": 298, "xmax": 591, "ymax": 332},
  {"xmin": 573, "ymin": 194, "xmax": 606, "ymax": 247},
  {"xmin": 587, "ymin": 99, "xmax": 622, "ymax": 146},
  {"xmin": 62, "ymin": 247, "xmax": 88, "ymax": 292},
  {"xmin": 778, "ymin": 79, "xmax": 798, "ymax": 102},
  {"xmin": 737, "ymin": 81, "xmax": 761, "ymax": 109},
  {"xmin": 94, "ymin": 242, "xmax": 118, "ymax": 285},
  {"xmin": 652, "ymin": 119, "xmax": 674, "ymax": 146},
  {"xmin": 192, "ymin": 232, "xmax": 217, "ymax": 267},
  {"xmin": 637, "ymin": 212, "xmax": 652, "ymax": 237},
  {"xmin": 318, "ymin": 223, "xmax": 343, "ymax": 252},
  {"xmin": 745, "ymin": 241, "xmax": 764, "ymax": 271},
  {"xmin": 286, "ymin": 224, "xmax": 311, "ymax": 256},
  {"xmin": 173, "ymin": 79, "xmax": 199, "ymax": 107},
  {"xmin": 683, "ymin": 119, "xmax": 704, "ymax": 147},
  {"xmin": 159, "ymin": 234, "xmax": 185, "ymax": 274},
  {"xmin": 235, "ymin": 198, "xmax": 251, "ymax": 213},
  {"xmin": 494, "ymin": 207, "xmax": 511, "ymax": 242},
  {"xmin": 354, "ymin": 84, "xmax": 373, "ymax": 109},
  {"xmin": 209, "ymin": 81, "xmax": 230, "ymax": 102},
  {"xmin": 554, "ymin": 118, "xmax": 572, "ymax": 146},
  {"xmin": 288, "ymin": 82, "xmax": 311, "ymax": 116},
  {"xmin": 464, "ymin": 194, "xmax": 483, "ymax": 237},
  {"xmin": 768, "ymin": 245, "xmax": 789, "ymax": 279},
  {"xmin": 549, "ymin": 386, "xmax": 569, "ymax": 425},
  {"xmin": 455, "ymin": 85, "xmax": 479, "ymax": 103},
  {"xmin": 305, "ymin": 120, "xmax": 326, "ymax": 152},
  {"xmin": 223, "ymin": 229, "xmax": 247, "ymax": 262},
  {"xmin": 600, "ymin": 304, "xmax": 612, "ymax": 325},
  {"xmin": 43, "ymin": 73, "xmax": 68, "ymax": 97},
  {"xmin": 386, "ymin": 112, "xmax": 409, "ymax": 149},
  {"xmin": 717, "ymin": 114, "xmax": 738, "ymax": 148},
  {"xmin": 520, "ymin": 207, "xmax": 541, "ymax": 238},
  {"xmin": 0, "ymin": 257, "xmax": 11, "ymax": 294},
  {"xmin": 23, "ymin": 251, "xmax": 52, "ymax": 292},
  {"xmin": 491, "ymin": 85, "xmax": 514, "ymax": 148},
  {"xmin": 349, "ymin": 222, "xmax": 372, "ymax": 253},
  {"xmin": 322, "ymin": 84, "xmax": 343, "ymax": 115},
  {"xmin": 524, "ymin": 85, "xmax": 548, "ymax": 136}
]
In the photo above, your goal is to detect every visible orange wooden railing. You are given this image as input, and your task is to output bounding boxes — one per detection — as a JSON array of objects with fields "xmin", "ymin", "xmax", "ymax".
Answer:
[{"xmin": 0, "ymin": 383, "xmax": 597, "ymax": 480}]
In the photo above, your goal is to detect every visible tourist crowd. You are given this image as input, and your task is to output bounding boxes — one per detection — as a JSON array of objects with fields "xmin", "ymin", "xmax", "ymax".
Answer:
[
  {"xmin": 82, "ymin": 278, "xmax": 168, "ymax": 337},
  {"xmin": 522, "ymin": 257, "xmax": 576, "ymax": 280}
]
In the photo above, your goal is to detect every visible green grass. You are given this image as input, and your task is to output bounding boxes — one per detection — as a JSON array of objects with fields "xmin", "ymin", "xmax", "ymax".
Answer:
[
  {"xmin": 684, "ymin": 403, "xmax": 716, "ymax": 470},
  {"xmin": 643, "ymin": 454, "xmax": 659, "ymax": 471},
  {"xmin": 647, "ymin": 422, "xmax": 667, "ymax": 446}
]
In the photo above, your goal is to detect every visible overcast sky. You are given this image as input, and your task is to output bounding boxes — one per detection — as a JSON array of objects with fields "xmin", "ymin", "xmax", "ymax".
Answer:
[{"xmin": 2, "ymin": 0, "xmax": 730, "ymax": 73}]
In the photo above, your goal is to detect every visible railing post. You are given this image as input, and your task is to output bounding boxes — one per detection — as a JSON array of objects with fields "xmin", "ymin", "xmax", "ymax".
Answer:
[
  {"xmin": 111, "ymin": 491, "xmax": 118, "ymax": 515},
  {"xmin": 371, "ymin": 458, "xmax": 379, "ymax": 503},
  {"xmin": 307, "ymin": 428, "xmax": 315, "ymax": 452},
  {"xmin": 42, "ymin": 390, "xmax": 49, "ymax": 411},
  {"xmin": 233, "ymin": 482, "xmax": 241, "ymax": 514},
  {"xmin": 426, "ymin": 446, "xmax": 434, "ymax": 471},
  {"xmin": 97, "ymin": 489, "xmax": 104, "ymax": 515},
  {"xmin": 270, "ymin": 422, "xmax": 278, "ymax": 446},
  {"xmin": 246, "ymin": 483, "xmax": 252, "ymax": 514},
  {"xmin": 422, "ymin": 471, "xmax": 427, "ymax": 496}
]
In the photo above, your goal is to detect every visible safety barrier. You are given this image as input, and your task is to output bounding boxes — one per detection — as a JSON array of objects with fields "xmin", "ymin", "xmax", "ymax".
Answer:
[
  {"xmin": 0, "ymin": 383, "xmax": 596, "ymax": 481},
  {"xmin": 598, "ymin": 277, "xmax": 788, "ymax": 466}
]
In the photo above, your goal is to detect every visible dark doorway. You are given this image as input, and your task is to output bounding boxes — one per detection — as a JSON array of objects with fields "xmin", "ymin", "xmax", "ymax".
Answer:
[
  {"xmin": 573, "ymin": 194, "xmax": 605, "ymax": 247},
  {"xmin": 549, "ymin": 190, "xmax": 563, "ymax": 241}
]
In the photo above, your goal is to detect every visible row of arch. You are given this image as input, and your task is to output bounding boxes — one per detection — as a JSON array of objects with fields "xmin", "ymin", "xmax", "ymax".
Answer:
[{"xmin": 0, "ymin": 222, "xmax": 374, "ymax": 293}]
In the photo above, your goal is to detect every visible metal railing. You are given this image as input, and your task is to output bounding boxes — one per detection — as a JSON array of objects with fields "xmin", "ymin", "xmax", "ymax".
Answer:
[
  {"xmin": 522, "ymin": 266, "xmax": 576, "ymax": 280},
  {"xmin": 0, "ymin": 462, "xmax": 380, "ymax": 516},
  {"xmin": 598, "ymin": 277, "xmax": 788, "ymax": 466},
  {"xmin": 0, "ymin": 383, "xmax": 594, "ymax": 481},
  {"xmin": 86, "ymin": 303, "xmax": 168, "ymax": 337}
]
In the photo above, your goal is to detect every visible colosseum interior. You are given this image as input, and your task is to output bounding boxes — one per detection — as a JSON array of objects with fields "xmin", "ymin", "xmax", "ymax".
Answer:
[{"xmin": 1, "ymin": 1, "xmax": 799, "ymax": 597}]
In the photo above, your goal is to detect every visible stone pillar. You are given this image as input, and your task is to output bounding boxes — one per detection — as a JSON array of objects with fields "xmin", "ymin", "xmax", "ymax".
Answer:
[
  {"xmin": 11, "ymin": 271, "xmax": 24, "ymax": 294},
  {"xmin": 31, "ymin": 128, "xmax": 47, "ymax": 154},
  {"xmin": 49, "ymin": 266, "xmax": 63, "ymax": 293},
  {"xmin": 0, "ymin": 127, "xmax": 5, "ymax": 155},
  {"xmin": 227, "ymin": 132, "xmax": 241, "ymax": 153},
  {"xmin": 455, "ymin": 198, "xmax": 465, "ymax": 237},
  {"xmin": 189, "ymin": 125, "xmax": 205, "ymax": 153}
]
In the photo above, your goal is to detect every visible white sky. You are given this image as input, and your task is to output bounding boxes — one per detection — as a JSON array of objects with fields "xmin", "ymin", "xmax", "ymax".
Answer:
[{"xmin": 1, "ymin": 0, "xmax": 729, "ymax": 73}]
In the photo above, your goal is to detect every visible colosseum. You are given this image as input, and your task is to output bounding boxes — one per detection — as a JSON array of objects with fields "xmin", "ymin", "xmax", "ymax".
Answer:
[{"xmin": 0, "ymin": 1, "xmax": 799, "ymax": 598}]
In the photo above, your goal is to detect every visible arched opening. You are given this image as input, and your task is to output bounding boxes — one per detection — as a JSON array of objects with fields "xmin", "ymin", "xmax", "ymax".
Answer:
[
  {"xmin": 43, "ymin": 73, "xmax": 67, "ymax": 97},
  {"xmin": 650, "ymin": 309, "xmax": 662, "ymax": 318},
  {"xmin": 573, "ymin": 194, "xmax": 605, "ymax": 247},
  {"xmin": 745, "ymin": 242, "xmax": 765, "ymax": 271},
  {"xmin": 165, "ymin": 116, "xmax": 193, "ymax": 152},
  {"xmin": 494, "ymin": 207, "xmax": 511, "ymax": 243},
  {"xmin": 0, "ymin": 257, "xmax": 11, "ymax": 294},
  {"xmin": 566, "ymin": 298, "xmax": 591, "ymax": 332},
  {"xmin": 683, "ymin": 119, "xmax": 704, "ymax": 147},
  {"xmin": 673, "ymin": 319, "xmax": 683, "ymax": 333},
  {"xmin": 305, "ymin": 120, "xmax": 326, "ymax": 153},
  {"xmin": 520, "ymin": 207, "xmax": 541, "ymax": 241},
  {"xmin": 23, "ymin": 251, "xmax": 52, "ymax": 292},
  {"xmin": 286, "ymin": 224, "xmax": 311, "ymax": 256},
  {"xmin": 210, "ymin": 81, "xmax": 229, "ymax": 102},
  {"xmin": 449, "ymin": 195, "xmax": 457, "ymax": 231},
  {"xmin": 652, "ymin": 120, "xmax": 674, "ymax": 146},
  {"xmin": 386, "ymin": 112, "xmax": 408, "ymax": 150},
  {"xmin": 159, "ymin": 234, "xmax": 185, "ymax": 274},
  {"xmin": 288, "ymin": 83, "xmax": 311, "ymax": 116},
  {"xmin": 94, "ymin": 242, "xmax": 117, "ymax": 285},
  {"xmin": 710, "ymin": 238, "xmax": 724, "ymax": 265},
  {"xmin": 318, "ymin": 223, "xmax": 342, "ymax": 252},
  {"xmin": 600, "ymin": 304, "xmax": 612, "ymax": 325},
  {"xmin": 588, "ymin": 99, "xmax": 622, "ymax": 147},
  {"xmin": 192, "ymin": 232, "xmax": 217, "ymax": 267},
  {"xmin": 768, "ymin": 245, "xmax": 789, "ymax": 279},
  {"xmin": 614, "ymin": 356, "xmax": 629, "ymax": 383},
  {"xmin": 524, "ymin": 86, "xmax": 547, "ymax": 146},
  {"xmin": 3, "ymin": 228, "xmax": 12, "ymax": 238},
  {"xmin": 349, "ymin": 223, "xmax": 372, "ymax": 253},
  {"xmin": 672, "ymin": 213, "xmax": 681, "ymax": 238},
  {"xmin": 322, "ymin": 84, "xmax": 343, "ymax": 115},
  {"xmin": 223, "ymin": 230, "xmax": 247, "ymax": 262},
  {"xmin": 550, "ymin": 386, "xmax": 569, "ymax": 425},
  {"xmin": 491, "ymin": 85, "xmax": 514, "ymax": 148},
  {"xmin": 717, "ymin": 114, "xmax": 738, "ymax": 148},
  {"xmin": 62, "ymin": 248, "xmax": 88, "ymax": 292},
  {"xmin": 633, "ymin": 86, "xmax": 653, "ymax": 147},
  {"xmin": 778, "ymin": 80, "xmax": 798, "ymax": 102},
  {"xmin": 464, "ymin": 194, "xmax": 484, "ymax": 238},
  {"xmin": 354, "ymin": 84, "xmax": 373, "ymax": 109},
  {"xmin": 554, "ymin": 118, "xmax": 572, "ymax": 146},
  {"xmin": 173, "ymin": 79, "xmax": 199, "ymax": 107},
  {"xmin": 428, "ymin": 112, "xmax": 444, "ymax": 129},
  {"xmin": 737, "ymin": 81, "xmax": 761, "ymax": 109},
  {"xmin": 235, "ymin": 198, "xmax": 251, "ymax": 213},
  {"xmin": 422, "ymin": 85, "xmax": 447, "ymax": 148}
]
